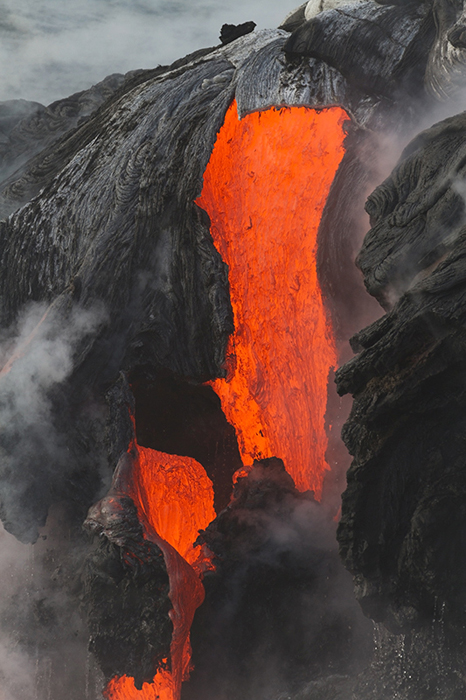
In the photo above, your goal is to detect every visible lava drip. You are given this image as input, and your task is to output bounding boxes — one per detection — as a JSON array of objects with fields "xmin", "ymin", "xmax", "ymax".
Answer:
[
  {"xmin": 196, "ymin": 101, "xmax": 349, "ymax": 496},
  {"xmin": 104, "ymin": 444, "xmax": 216, "ymax": 700}
]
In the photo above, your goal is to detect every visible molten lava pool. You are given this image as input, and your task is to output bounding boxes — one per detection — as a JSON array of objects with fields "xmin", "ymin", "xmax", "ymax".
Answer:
[{"xmin": 197, "ymin": 101, "xmax": 349, "ymax": 497}]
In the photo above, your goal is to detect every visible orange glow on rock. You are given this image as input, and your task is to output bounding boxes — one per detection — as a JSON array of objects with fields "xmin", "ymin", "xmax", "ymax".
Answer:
[{"xmin": 196, "ymin": 101, "xmax": 348, "ymax": 497}]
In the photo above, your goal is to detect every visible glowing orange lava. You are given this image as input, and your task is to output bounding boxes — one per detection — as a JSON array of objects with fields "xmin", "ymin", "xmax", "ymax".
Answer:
[
  {"xmin": 130, "ymin": 445, "xmax": 216, "ymax": 565},
  {"xmin": 196, "ymin": 101, "xmax": 349, "ymax": 496},
  {"xmin": 105, "ymin": 669, "xmax": 175, "ymax": 700},
  {"xmin": 104, "ymin": 445, "xmax": 215, "ymax": 700}
]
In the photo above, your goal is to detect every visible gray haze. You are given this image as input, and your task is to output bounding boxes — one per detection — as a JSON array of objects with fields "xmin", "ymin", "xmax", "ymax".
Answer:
[{"xmin": 0, "ymin": 0, "xmax": 300, "ymax": 105}]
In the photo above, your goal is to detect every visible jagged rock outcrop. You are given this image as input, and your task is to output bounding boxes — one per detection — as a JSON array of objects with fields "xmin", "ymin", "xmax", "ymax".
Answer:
[
  {"xmin": 336, "ymin": 112, "xmax": 466, "ymax": 698},
  {"xmin": 358, "ymin": 112, "xmax": 466, "ymax": 307},
  {"xmin": 84, "ymin": 487, "xmax": 172, "ymax": 688}
]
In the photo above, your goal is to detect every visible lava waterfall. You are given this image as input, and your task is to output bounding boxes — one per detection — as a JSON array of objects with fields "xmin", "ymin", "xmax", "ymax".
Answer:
[
  {"xmin": 197, "ymin": 100, "xmax": 349, "ymax": 495},
  {"xmin": 0, "ymin": 2, "xmax": 458, "ymax": 699}
]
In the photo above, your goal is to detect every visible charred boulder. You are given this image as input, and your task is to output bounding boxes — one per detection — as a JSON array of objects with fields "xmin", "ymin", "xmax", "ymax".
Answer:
[{"xmin": 220, "ymin": 22, "xmax": 256, "ymax": 45}]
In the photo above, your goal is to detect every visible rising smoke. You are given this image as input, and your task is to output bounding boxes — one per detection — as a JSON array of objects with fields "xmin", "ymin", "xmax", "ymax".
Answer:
[{"xmin": 0, "ymin": 300, "xmax": 108, "ymax": 541}]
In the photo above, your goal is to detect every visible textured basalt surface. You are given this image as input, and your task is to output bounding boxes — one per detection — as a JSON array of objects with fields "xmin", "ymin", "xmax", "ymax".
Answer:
[
  {"xmin": 284, "ymin": 1, "xmax": 435, "ymax": 101},
  {"xmin": 84, "ymin": 491, "xmax": 172, "ymax": 689},
  {"xmin": 336, "ymin": 112, "xmax": 466, "ymax": 698},
  {"xmin": 0, "ymin": 73, "xmax": 126, "ymax": 186},
  {"xmin": 0, "ymin": 4, "xmax": 440, "ymax": 542}
]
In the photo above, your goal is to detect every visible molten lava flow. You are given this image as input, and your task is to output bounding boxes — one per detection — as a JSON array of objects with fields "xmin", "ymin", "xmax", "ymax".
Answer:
[
  {"xmin": 105, "ymin": 670, "xmax": 175, "ymax": 700},
  {"xmin": 104, "ymin": 525, "xmax": 204, "ymax": 700},
  {"xmin": 104, "ymin": 445, "xmax": 215, "ymax": 700},
  {"xmin": 196, "ymin": 101, "xmax": 349, "ymax": 496},
  {"xmin": 130, "ymin": 446, "xmax": 216, "ymax": 565}
]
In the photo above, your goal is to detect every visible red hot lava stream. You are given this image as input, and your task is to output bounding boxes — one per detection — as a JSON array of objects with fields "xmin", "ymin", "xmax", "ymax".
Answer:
[
  {"xmin": 105, "ymin": 100, "xmax": 349, "ymax": 699},
  {"xmin": 104, "ymin": 445, "xmax": 215, "ymax": 700},
  {"xmin": 197, "ymin": 101, "xmax": 349, "ymax": 496}
]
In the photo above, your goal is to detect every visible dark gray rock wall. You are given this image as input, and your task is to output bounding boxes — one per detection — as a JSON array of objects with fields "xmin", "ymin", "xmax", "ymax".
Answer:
[
  {"xmin": 185, "ymin": 458, "xmax": 373, "ymax": 700},
  {"xmin": 336, "ymin": 111, "xmax": 466, "ymax": 697},
  {"xmin": 284, "ymin": 1, "xmax": 434, "ymax": 100}
]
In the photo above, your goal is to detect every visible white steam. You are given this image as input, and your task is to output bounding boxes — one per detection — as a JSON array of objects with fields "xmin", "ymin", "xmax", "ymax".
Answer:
[
  {"xmin": 0, "ymin": 300, "xmax": 105, "ymax": 441},
  {"xmin": 0, "ymin": 300, "xmax": 107, "ymax": 544},
  {"xmin": 0, "ymin": 0, "xmax": 300, "ymax": 105}
]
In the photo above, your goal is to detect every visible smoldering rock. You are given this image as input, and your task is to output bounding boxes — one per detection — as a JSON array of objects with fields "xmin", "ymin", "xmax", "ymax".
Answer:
[
  {"xmin": 185, "ymin": 458, "xmax": 373, "ymax": 700},
  {"xmin": 0, "ymin": 50, "xmax": 239, "ymax": 539},
  {"xmin": 0, "ymin": 1, "xmax": 444, "ymax": 222},
  {"xmin": 0, "ymin": 7, "xmax": 457, "ymax": 695}
]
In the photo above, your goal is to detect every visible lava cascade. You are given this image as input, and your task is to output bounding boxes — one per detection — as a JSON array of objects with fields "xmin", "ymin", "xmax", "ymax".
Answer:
[
  {"xmin": 196, "ymin": 101, "xmax": 349, "ymax": 496},
  {"xmin": 130, "ymin": 446, "xmax": 216, "ymax": 565},
  {"xmin": 104, "ymin": 445, "xmax": 215, "ymax": 700}
]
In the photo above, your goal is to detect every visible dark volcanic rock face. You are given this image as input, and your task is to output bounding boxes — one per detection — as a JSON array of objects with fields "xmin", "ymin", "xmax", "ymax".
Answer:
[
  {"xmin": 0, "ymin": 8, "xmax": 439, "ymax": 544},
  {"xmin": 358, "ymin": 111, "xmax": 466, "ymax": 308},
  {"xmin": 336, "ymin": 113, "xmax": 466, "ymax": 697},
  {"xmin": 284, "ymin": 1, "xmax": 435, "ymax": 102},
  {"xmin": 83, "ymin": 488, "xmax": 172, "ymax": 688},
  {"xmin": 185, "ymin": 459, "xmax": 373, "ymax": 700},
  {"xmin": 426, "ymin": 0, "xmax": 466, "ymax": 99}
]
